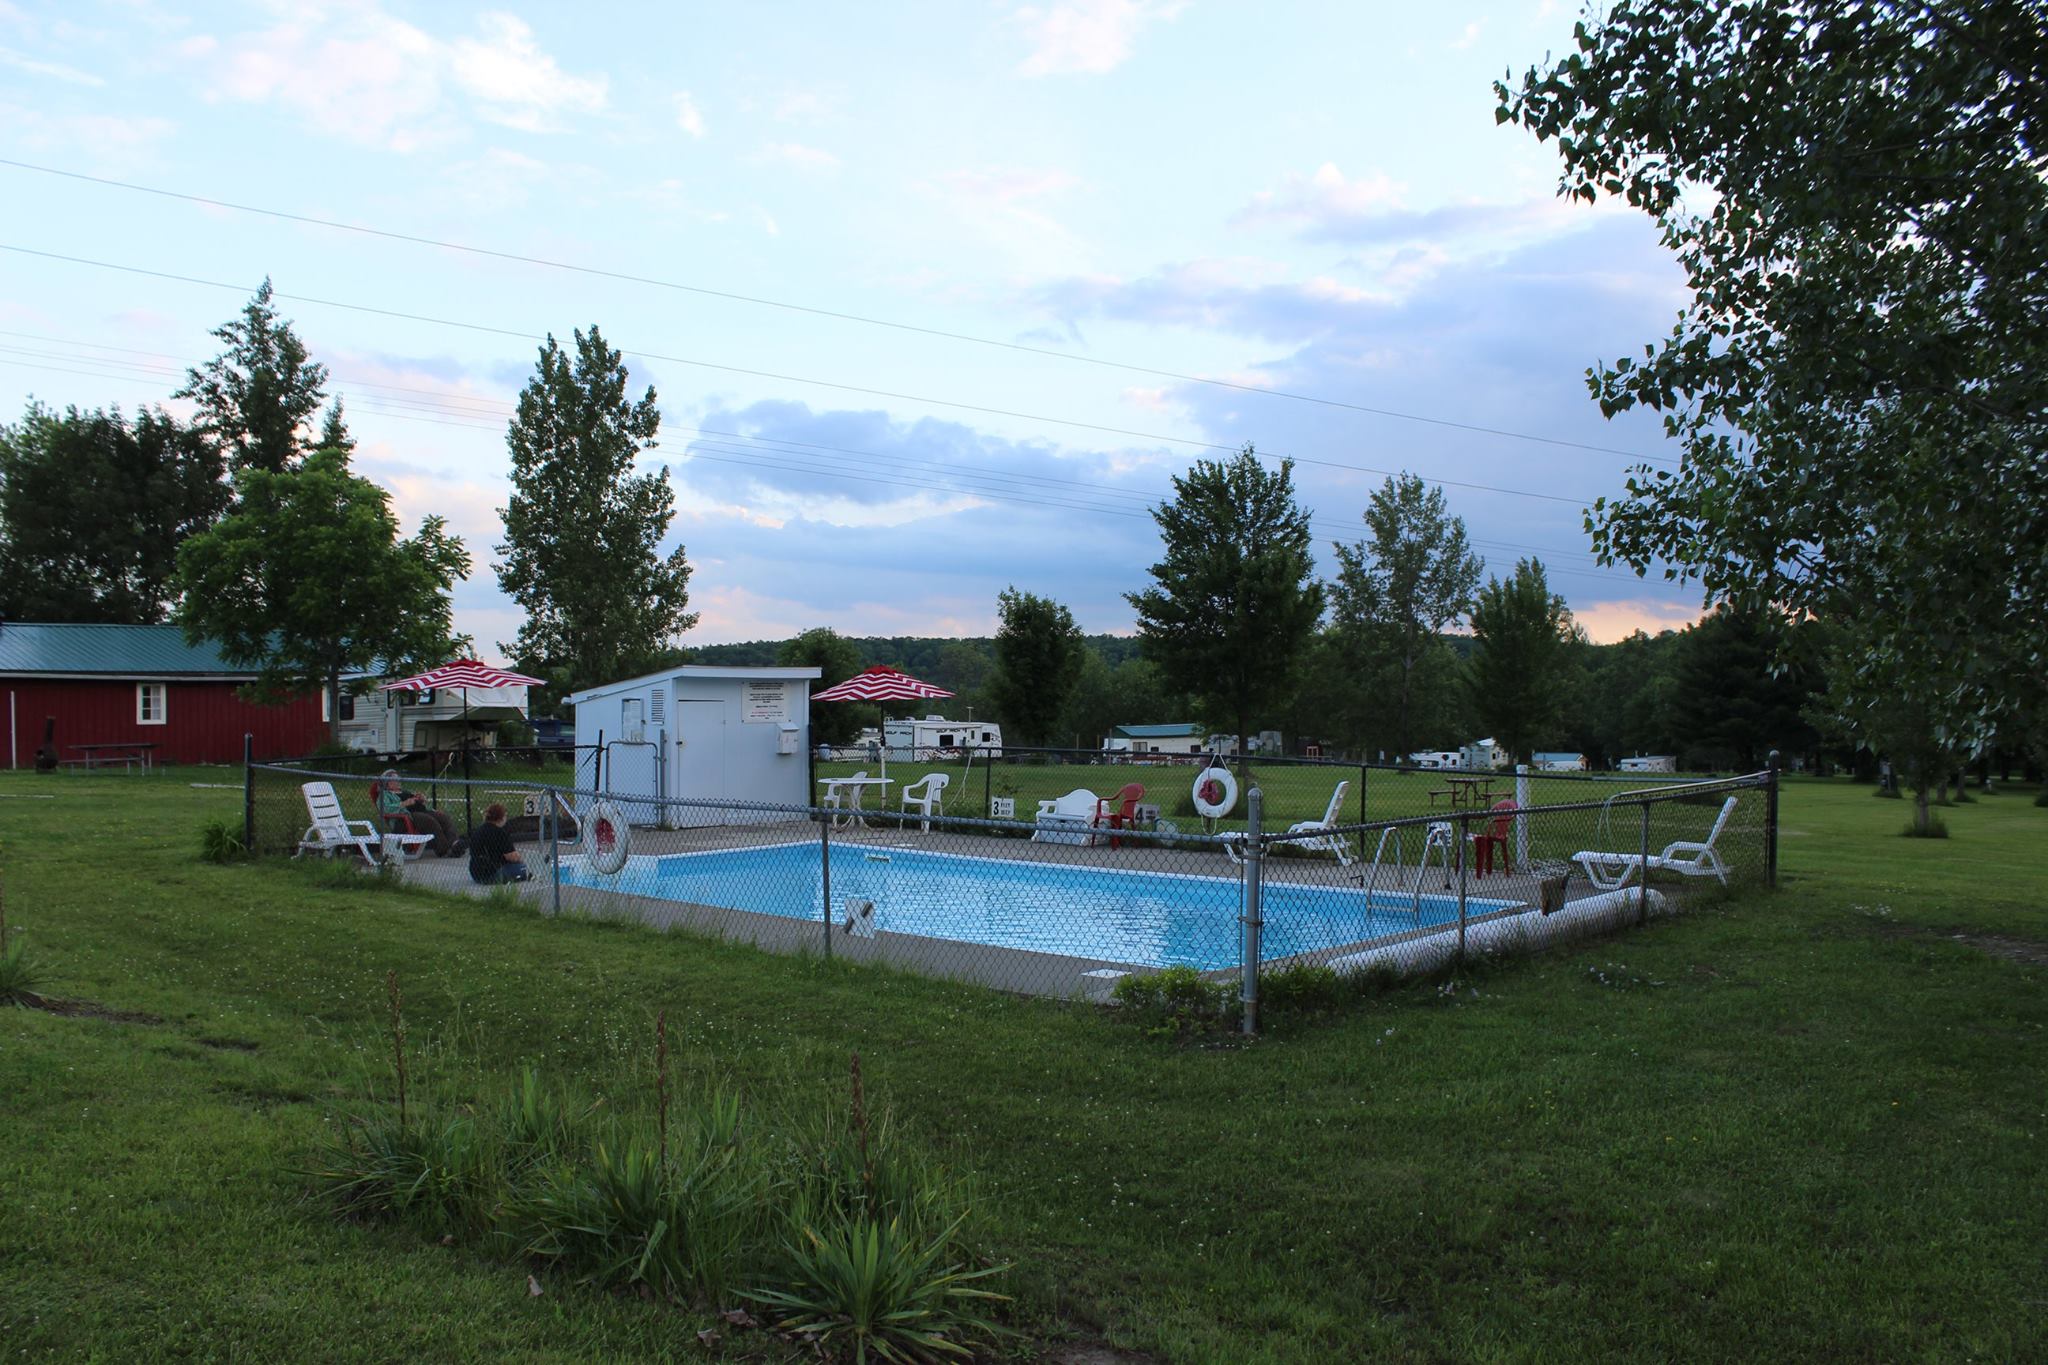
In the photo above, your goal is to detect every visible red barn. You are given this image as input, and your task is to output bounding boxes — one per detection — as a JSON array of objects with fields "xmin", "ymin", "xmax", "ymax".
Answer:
[{"xmin": 1, "ymin": 622, "xmax": 328, "ymax": 768}]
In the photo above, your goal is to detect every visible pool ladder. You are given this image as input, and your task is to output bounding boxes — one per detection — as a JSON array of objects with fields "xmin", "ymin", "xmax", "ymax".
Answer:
[{"xmin": 1407, "ymin": 822, "xmax": 1458, "ymax": 917}]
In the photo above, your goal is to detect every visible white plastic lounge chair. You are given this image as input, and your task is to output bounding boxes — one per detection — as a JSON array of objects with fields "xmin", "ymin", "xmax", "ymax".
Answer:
[
  {"xmin": 1032, "ymin": 788, "xmax": 1100, "ymax": 845},
  {"xmin": 899, "ymin": 772, "xmax": 949, "ymax": 832},
  {"xmin": 297, "ymin": 781, "xmax": 431, "ymax": 865},
  {"xmin": 1282, "ymin": 780, "xmax": 1354, "ymax": 865},
  {"xmin": 1572, "ymin": 796, "xmax": 1738, "ymax": 891}
]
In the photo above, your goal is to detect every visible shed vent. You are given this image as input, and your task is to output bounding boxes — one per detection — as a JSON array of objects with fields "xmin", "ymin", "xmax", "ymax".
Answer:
[{"xmin": 650, "ymin": 688, "xmax": 666, "ymax": 725}]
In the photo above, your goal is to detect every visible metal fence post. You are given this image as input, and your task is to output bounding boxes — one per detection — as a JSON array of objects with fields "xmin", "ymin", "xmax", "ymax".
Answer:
[
  {"xmin": 820, "ymin": 809, "xmax": 833, "ymax": 960},
  {"xmin": 1456, "ymin": 811, "xmax": 1469, "ymax": 964},
  {"xmin": 1514, "ymin": 763, "xmax": 1530, "ymax": 873},
  {"xmin": 547, "ymin": 789, "xmax": 560, "ymax": 917},
  {"xmin": 1638, "ymin": 799, "xmax": 1652, "ymax": 926},
  {"xmin": 983, "ymin": 747, "xmax": 993, "ymax": 817},
  {"xmin": 1358, "ymin": 761, "xmax": 1369, "ymax": 824},
  {"xmin": 1766, "ymin": 750, "xmax": 1782, "ymax": 889},
  {"xmin": 241, "ymin": 734, "xmax": 255, "ymax": 852},
  {"xmin": 1240, "ymin": 786, "xmax": 1263, "ymax": 1036}
]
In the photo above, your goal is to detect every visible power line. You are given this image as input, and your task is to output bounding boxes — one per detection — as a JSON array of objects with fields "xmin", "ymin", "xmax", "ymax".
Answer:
[
  {"xmin": 0, "ymin": 243, "xmax": 1606, "ymax": 508},
  {"xmin": 0, "ymin": 333, "xmax": 1643, "ymax": 580},
  {"xmin": 0, "ymin": 155, "xmax": 1674, "ymax": 465}
]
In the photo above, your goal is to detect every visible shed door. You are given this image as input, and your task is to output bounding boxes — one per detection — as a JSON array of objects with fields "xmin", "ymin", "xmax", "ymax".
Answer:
[{"xmin": 671, "ymin": 701, "xmax": 727, "ymax": 827}]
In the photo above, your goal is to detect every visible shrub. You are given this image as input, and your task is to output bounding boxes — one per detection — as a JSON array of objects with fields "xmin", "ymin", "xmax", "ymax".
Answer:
[
  {"xmin": 198, "ymin": 819, "xmax": 250, "ymax": 864},
  {"xmin": 0, "ymin": 935, "xmax": 45, "ymax": 1006},
  {"xmin": 1259, "ymin": 963, "xmax": 1347, "ymax": 1015},
  {"xmin": 310, "ymin": 1108, "xmax": 505, "ymax": 1236},
  {"xmin": 1111, "ymin": 965, "xmax": 1242, "ymax": 1040},
  {"xmin": 1902, "ymin": 816, "xmax": 1950, "ymax": 839},
  {"xmin": 746, "ymin": 1213, "xmax": 1010, "ymax": 1364}
]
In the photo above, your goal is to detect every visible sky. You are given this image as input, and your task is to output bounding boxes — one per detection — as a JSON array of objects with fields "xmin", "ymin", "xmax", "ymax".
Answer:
[{"xmin": 0, "ymin": 0, "xmax": 1712, "ymax": 662}]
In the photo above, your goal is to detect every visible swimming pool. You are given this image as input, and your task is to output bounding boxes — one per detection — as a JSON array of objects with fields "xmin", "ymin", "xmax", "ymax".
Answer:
[{"xmin": 560, "ymin": 841, "xmax": 1516, "ymax": 971}]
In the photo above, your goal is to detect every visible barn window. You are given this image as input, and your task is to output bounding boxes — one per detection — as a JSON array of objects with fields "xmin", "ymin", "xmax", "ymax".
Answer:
[{"xmin": 136, "ymin": 683, "xmax": 167, "ymax": 725}]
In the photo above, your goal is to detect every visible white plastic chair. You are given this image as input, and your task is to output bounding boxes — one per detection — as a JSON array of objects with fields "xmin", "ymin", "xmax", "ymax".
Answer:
[
  {"xmin": 899, "ymin": 772, "xmax": 949, "ymax": 832},
  {"xmin": 821, "ymin": 770, "xmax": 868, "ymax": 830},
  {"xmin": 1282, "ymin": 780, "xmax": 1354, "ymax": 865},
  {"xmin": 1573, "ymin": 796, "xmax": 1738, "ymax": 890},
  {"xmin": 296, "ymin": 780, "xmax": 431, "ymax": 866}
]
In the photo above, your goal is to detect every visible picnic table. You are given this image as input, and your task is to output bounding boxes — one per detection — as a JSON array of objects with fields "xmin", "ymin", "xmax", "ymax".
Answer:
[
  {"xmin": 65, "ymin": 742, "xmax": 158, "ymax": 773},
  {"xmin": 1429, "ymin": 774, "xmax": 1498, "ymax": 809}
]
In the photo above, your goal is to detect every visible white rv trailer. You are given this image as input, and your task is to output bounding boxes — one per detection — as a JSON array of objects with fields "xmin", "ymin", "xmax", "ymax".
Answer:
[{"xmin": 883, "ymin": 714, "xmax": 1003, "ymax": 761}]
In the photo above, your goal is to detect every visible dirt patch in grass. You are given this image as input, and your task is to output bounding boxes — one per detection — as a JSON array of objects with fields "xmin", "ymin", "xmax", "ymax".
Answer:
[
  {"xmin": 12, "ymin": 993, "xmax": 164, "ymax": 1025},
  {"xmin": 1045, "ymin": 1343, "xmax": 1161, "ymax": 1365},
  {"xmin": 1951, "ymin": 933, "xmax": 2048, "ymax": 968}
]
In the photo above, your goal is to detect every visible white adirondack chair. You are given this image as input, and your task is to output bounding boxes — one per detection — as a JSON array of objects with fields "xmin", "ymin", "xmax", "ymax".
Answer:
[
  {"xmin": 899, "ymin": 772, "xmax": 949, "ymax": 832},
  {"xmin": 297, "ymin": 781, "xmax": 432, "ymax": 865},
  {"xmin": 1573, "ymin": 796, "xmax": 1739, "ymax": 890},
  {"xmin": 1032, "ymin": 788, "xmax": 1101, "ymax": 845}
]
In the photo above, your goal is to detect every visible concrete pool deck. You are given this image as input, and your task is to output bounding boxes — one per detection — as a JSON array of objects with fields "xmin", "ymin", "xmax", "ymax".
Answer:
[{"xmin": 377, "ymin": 816, "xmax": 1660, "ymax": 998}]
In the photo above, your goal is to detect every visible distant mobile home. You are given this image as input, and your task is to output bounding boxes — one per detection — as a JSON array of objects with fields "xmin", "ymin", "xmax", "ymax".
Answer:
[
  {"xmin": 1618, "ymin": 754, "xmax": 1678, "ymax": 774},
  {"xmin": 1532, "ymin": 752, "xmax": 1588, "ymax": 772},
  {"xmin": 336, "ymin": 682, "xmax": 531, "ymax": 753},
  {"xmin": 565, "ymin": 665, "xmax": 822, "ymax": 825},
  {"xmin": 1103, "ymin": 723, "xmax": 1204, "ymax": 756}
]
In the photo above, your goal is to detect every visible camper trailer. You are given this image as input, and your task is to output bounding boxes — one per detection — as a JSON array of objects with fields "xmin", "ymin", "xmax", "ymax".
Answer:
[
  {"xmin": 883, "ymin": 715, "xmax": 1002, "ymax": 761},
  {"xmin": 1618, "ymin": 754, "xmax": 1678, "ymax": 774},
  {"xmin": 1407, "ymin": 750, "xmax": 1462, "ymax": 770},
  {"xmin": 336, "ymin": 682, "xmax": 531, "ymax": 753}
]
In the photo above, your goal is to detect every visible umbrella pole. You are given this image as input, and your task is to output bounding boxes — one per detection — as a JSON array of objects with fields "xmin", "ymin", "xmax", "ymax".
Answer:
[{"xmin": 461, "ymin": 687, "xmax": 473, "ymax": 832}]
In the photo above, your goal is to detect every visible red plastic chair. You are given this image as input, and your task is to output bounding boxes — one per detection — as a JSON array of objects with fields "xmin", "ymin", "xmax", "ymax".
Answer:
[
  {"xmin": 371, "ymin": 781, "xmax": 420, "ymax": 836},
  {"xmin": 1095, "ymin": 783, "xmax": 1146, "ymax": 849},
  {"xmin": 1471, "ymin": 799, "xmax": 1516, "ymax": 875}
]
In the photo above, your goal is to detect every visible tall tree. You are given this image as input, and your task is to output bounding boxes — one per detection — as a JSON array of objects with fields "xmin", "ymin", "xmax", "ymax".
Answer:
[
  {"xmin": 494, "ymin": 327, "xmax": 698, "ymax": 697},
  {"xmin": 317, "ymin": 399, "xmax": 357, "ymax": 460},
  {"xmin": 778, "ymin": 627, "xmax": 866, "ymax": 745},
  {"xmin": 174, "ymin": 279, "xmax": 331, "ymax": 474},
  {"xmin": 1667, "ymin": 605, "xmax": 1821, "ymax": 771},
  {"xmin": 1127, "ymin": 445, "xmax": 1324, "ymax": 770},
  {"xmin": 989, "ymin": 588, "xmax": 1083, "ymax": 747},
  {"xmin": 1499, "ymin": 0, "xmax": 2048, "ymax": 776},
  {"xmin": 1466, "ymin": 558, "xmax": 1577, "ymax": 764},
  {"xmin": 176, "ymin": 448, "xmax": 469, "ymax": 740},
  {"xmin": 1329, "ymin": 474, "xmax": 1483, "ymax": 759},
  {"xmin": 0, "ymin": 402, "xmax": 228, "ymax": 623}
]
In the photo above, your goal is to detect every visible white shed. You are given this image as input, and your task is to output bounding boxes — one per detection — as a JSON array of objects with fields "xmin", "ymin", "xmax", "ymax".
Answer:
[{"xmin": 565, "ymin": 665, "xmax": 822, "ymax": 826}]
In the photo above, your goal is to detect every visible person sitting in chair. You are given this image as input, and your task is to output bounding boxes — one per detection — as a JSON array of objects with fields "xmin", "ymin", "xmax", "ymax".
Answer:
[
  {"xmin": 375, "ymin": 770, "xmax": 463, "ymax": 857},
  {"xmin": 467, "ymin": 803, "xmax": 531, "ymax": 884}
]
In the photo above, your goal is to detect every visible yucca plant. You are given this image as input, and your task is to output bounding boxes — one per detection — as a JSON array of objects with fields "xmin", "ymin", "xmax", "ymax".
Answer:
[
  {"xmin": 508, "ymin": 1095, "xmax": 770, "ymax": 1304},
  {"xmin": 0, "ymin": 891, "xmax": 43, "ymax": 1007},
  {"xmin": 747, "ymin": 1213, "xmax": 1011, "ymax": 1364},
  {"xmin": 309, "ymin": 1108, "xmax": 503, "ymax": 1235},
  {"xmin": 198, "ymin": 819, "xmax": 249, "ymax": 864}
]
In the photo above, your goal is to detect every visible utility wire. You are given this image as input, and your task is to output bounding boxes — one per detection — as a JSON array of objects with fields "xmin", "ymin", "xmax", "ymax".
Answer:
[
  {"xmin": 0, "ymin": 243, "xmax": 1604, "ymax": 508},
  {"xmin": 0, "ymin": 335, "xmax": 1643, "ymax": 579},
  {"xmin": 0, "ymin": 155, "xmax": 1672, "ymax": 465}
]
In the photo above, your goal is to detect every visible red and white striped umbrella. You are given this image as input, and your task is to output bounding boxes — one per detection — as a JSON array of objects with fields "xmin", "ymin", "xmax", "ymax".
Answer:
[
  {"xmin": 378, "ymin": 659, "xmax": 546, "ymax": 692},
  {"xmin": 811, "ymin": 666, "xmax": 953, "ymax": 780},
  {"xmin": 811, "ymin": 665, "xmax": 954, "ymax": 703}
]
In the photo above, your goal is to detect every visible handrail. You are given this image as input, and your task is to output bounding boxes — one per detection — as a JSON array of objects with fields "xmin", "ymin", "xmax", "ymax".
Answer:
[{"xmin": 1410, "ymin": 822, "xmax": 1455, "ymax": 918}]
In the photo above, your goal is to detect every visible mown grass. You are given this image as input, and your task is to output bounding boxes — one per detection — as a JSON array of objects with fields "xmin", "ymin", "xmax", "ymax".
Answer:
[{"xmin": 1, "ymin": 766, "xmax": 2043, "ymax": 1361}]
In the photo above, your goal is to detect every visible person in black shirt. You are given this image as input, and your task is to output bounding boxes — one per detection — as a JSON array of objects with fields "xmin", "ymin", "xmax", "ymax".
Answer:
[{"xmin": 468, "ymin": 803, "xmax": 532, "ymax": 884}]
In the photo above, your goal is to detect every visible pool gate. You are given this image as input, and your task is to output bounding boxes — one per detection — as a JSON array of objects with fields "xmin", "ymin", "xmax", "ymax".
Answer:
[{"xmin": 246, "ymin": 752, "xmax": 1782, "ymax": 1031}]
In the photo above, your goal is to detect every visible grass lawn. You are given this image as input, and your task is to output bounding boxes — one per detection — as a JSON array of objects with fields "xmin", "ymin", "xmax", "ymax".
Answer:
[{"xmin": 2, "ymin": 768, "xmax": 2042, "ymax": 1361}]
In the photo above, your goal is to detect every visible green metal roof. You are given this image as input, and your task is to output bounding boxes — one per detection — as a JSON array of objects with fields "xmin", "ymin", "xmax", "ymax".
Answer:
[
  {"xmin": 1112, "ymin": 723, "xmax": 1204, "ymax": 738},
  {"xmin": 0, "ymin": 622, "xmax": 260, "ymax": 678}
]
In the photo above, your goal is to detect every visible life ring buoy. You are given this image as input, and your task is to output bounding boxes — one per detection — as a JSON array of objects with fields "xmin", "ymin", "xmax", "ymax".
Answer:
[
  {"xmin": 586, "ymin": 799, "xmax": 630, "ymax": 875},
  {"xmin": 1192, "ymin": 766, "xmax": 1238, "ymax": 819}
]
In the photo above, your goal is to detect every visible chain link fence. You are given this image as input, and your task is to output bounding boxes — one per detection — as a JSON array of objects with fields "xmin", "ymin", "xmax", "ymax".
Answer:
[{"xmin": 248, "ymin": 756, "xmax": 1778, "ymax": 1028}]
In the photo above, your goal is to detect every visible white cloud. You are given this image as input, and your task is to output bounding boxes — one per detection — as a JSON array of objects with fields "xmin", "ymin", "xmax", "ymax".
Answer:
[
  {"xmin": 1240, "ymin": 162, "xmax": 1408, "ymax": 227},
  {"xmin": 193, "ymin": 4, "xmax": 605, "ymax": 150},
  {"xmin": 1009, "ymin": 0, "xmax": 1186, "ymax": 76},
  {"xmin": 449, "ymin": 12, "xmax": 607, "ymax": 132},
  {"xmin": 760, "ymin": 141, "xmax": 839, "ymax": 172},
  {"xmin": 0, "ymin": 44, "xmax": 104, "ymax": 85},
  {"xmin": 672, "ymin": 90, "xmax": 705, "ymax": 138},
  {"xmin": 921, "ymin": 167, "xmax": 1083, "ymax": 266},
  {"xmin": 1450, "ymin": 20, "xmax": 1484, "ymax": 51},
  {"xmin": 1573, "ymin": 598, "xmax": 1703, "ymax": 644}
]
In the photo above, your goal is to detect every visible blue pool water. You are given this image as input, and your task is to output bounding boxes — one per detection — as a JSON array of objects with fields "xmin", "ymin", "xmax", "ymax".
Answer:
[{"xmin": 561, "ymin": 841, "xmax": 1513, "ymax": 971}]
